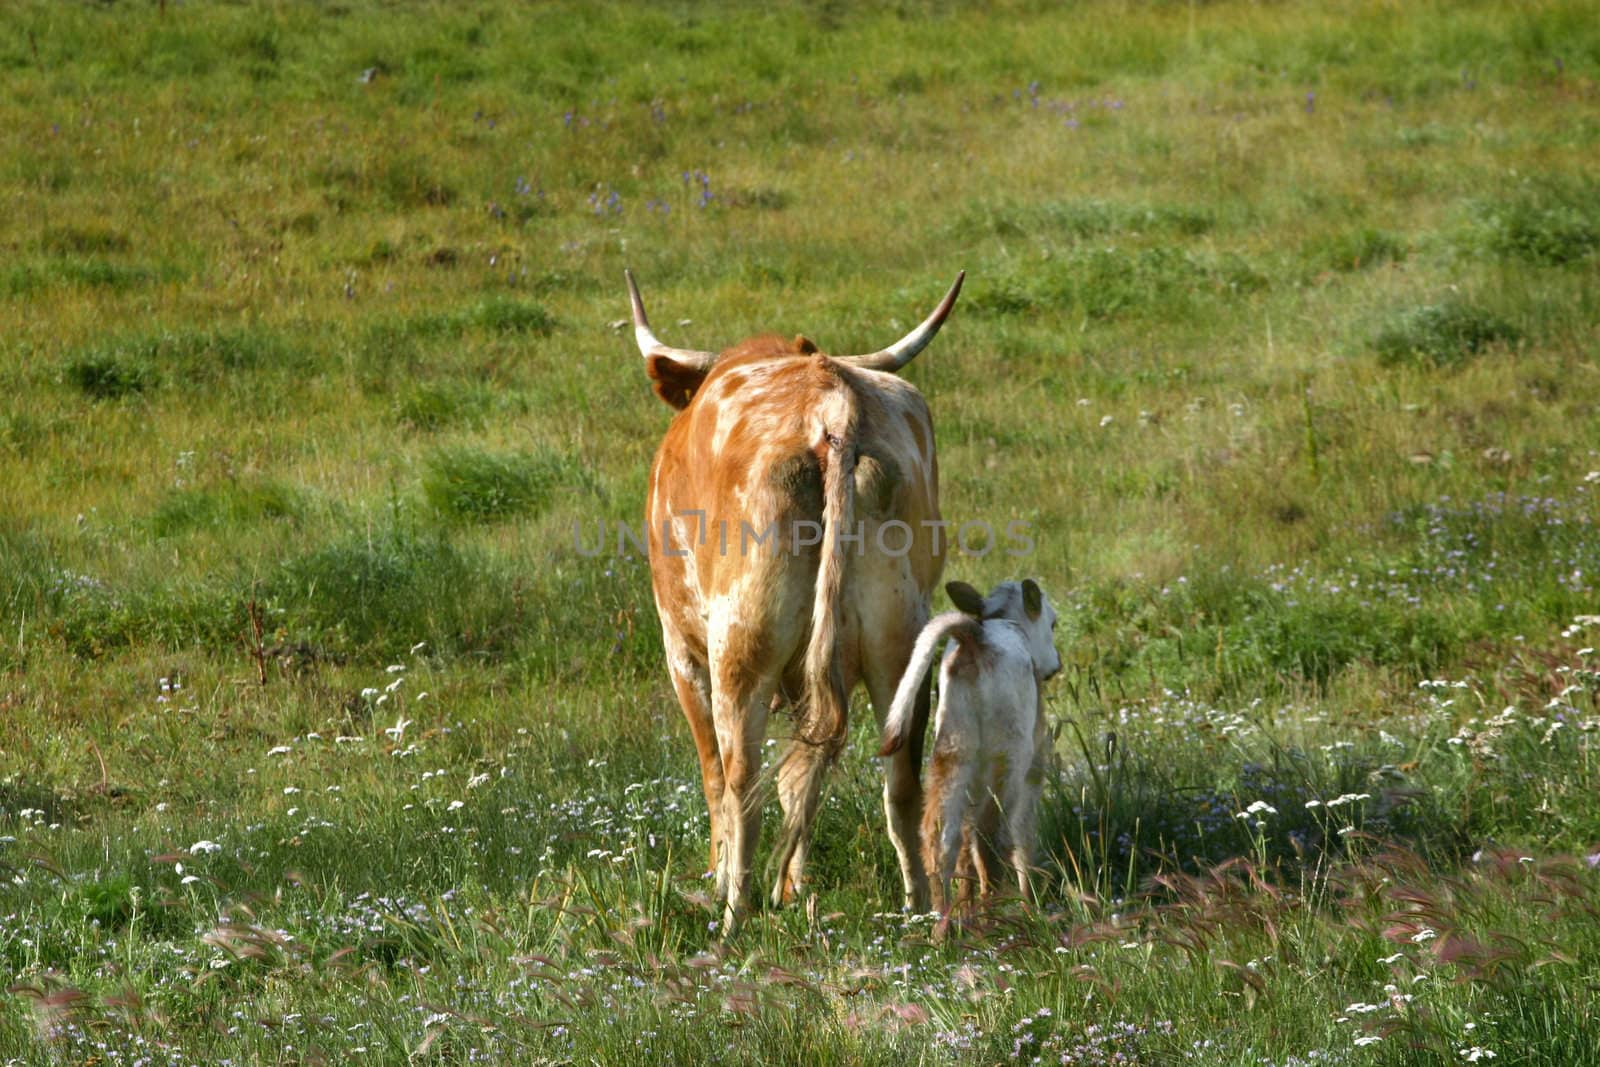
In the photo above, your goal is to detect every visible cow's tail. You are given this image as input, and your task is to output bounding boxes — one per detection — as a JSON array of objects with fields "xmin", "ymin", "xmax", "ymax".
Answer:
[
  {"xmin": 878, "ymin": 611, "xmax": 977, "ymax": 757},
  {"xmin": 802, "ymin": 380, "xmax": 859, "ymax": 753}
]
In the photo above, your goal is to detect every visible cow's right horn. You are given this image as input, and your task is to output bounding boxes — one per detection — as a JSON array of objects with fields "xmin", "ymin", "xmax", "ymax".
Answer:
[
  {"xmin": 626, "ymin": 269, "xmax": 717, "ymax": 371},
  {"xmin": 836, "ymin": 271, "xmax": 965, "ymax": 373}
]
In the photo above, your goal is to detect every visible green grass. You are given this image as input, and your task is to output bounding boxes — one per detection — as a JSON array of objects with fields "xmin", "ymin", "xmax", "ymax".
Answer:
[{"xmin": 3, "ymin": 1, "xmax": 1600, "ymax": 1063}]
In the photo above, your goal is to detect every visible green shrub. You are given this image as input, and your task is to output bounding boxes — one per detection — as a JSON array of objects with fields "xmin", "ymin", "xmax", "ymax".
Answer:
[
  {"xmin": 47, "ymin": 569, "xmax": 245, "ymax": 658},
  {"xmin": 1475, "ymin": 179, "xmax": 1600, "ymax": 266},
  {"xmin": 0, "ymin": 410, "xmax": 43, "ymax": 457},
  {"xmin": 61, "ymin": 326, "xmax": 301, "ymax": 395},
  {"xmin": 272, "ymin": 525, "xmax": 517, "ymax": 655},
  {"xmin": 376, "ymin": 154, "xmax": 457, "ymax": 208},
  {"xmin": 76, "ymin": 875, "xmax": 137, "ymax": 930},
  {"xmin": 148, "ymin": 481, "xmax": 303, "ymax": 539},
  {"xmin": 39, "ymin": 224, "xmax": 131, "ymax": 255},
  {"xmin": 7, "ymin": 259, "xmax": 167, "ymax": 297},
  {"xmin": 953, "ymin": 198, "xmax": 1216, "ymax": 242},
  {"xmin": 1227, "ymin": 593, "xmax": 1455, "ymax": 688},
  {"xmin": 969, "ymin": 245, "xmax": 1260, "ymax": 320},
  {"xmin": 1304, "ymin": 227, "xmax": 1406, "ymax": 272},
  {"xmin": 464, "ymin": 296, "xmax": 554, "ymax": 334},
  {"xmin": 422, "ymin": 446, "xmax": 580, "ymax": 521},
  {"xmin": 395, "ymin": 382, "xmax": 493, "ymax": 432},
  {"xmin": 361, "ymin": 299, "xmax": 554, "ymax": 364},
  {"xmin": 1371, "ymin": 301, "xmax": 1520, "ymax": 367},
  {"xmin": 63, "ymin": 352, "xmax": 158, "ymax": 399}
]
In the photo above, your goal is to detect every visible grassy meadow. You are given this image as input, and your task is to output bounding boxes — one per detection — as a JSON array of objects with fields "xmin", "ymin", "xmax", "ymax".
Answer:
[{"xmin": 3, "ymin": 0, "xmax": 1600, "ymax": 1062}]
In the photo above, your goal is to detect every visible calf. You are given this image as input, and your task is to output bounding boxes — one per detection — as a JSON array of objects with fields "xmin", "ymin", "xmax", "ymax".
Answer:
[{"xmin": 879, "ymin": 579, "xmax": 1061, "ymax": 910}]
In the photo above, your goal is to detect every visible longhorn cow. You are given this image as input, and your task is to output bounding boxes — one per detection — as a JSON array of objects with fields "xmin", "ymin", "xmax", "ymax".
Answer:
[{"xmin": 628, "ymin": 271, "xmax": 964, "ymax": 927}]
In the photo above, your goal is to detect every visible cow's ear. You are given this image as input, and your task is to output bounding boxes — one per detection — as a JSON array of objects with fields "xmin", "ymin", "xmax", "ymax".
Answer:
[
  {"xmin": 946, "ymin": 581, "xmax": 985, "ymax": 617},
  {"xmin": 1022, "ymin": 579, "xmax": 1043, "ymax": 620},
  {"xmin": 647, "ymin": 354, "xmax": 709, "ymax": 410}
]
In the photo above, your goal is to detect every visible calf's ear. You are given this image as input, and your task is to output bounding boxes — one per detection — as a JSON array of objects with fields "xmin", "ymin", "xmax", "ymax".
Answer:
[
  {"xmin": 946, "ymin": 581, "xmax": 985, "ymax": 616},
  {"xmin": 1022, "ymin": 578, "xmax": 1043, "ymax": 620}
]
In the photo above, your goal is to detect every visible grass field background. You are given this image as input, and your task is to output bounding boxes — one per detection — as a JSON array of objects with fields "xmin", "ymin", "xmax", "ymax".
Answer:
[{"xmin": 3, "ymin": 1, "xmax": 1600, "ymax": 1062}]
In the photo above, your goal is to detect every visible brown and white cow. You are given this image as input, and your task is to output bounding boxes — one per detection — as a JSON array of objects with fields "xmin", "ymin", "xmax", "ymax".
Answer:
[{"xmin": 628, "ymin": 270, "xmax": 964, "ymax": 928}]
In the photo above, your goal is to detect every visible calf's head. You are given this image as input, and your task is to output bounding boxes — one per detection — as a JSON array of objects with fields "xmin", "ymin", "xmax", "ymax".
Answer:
[{"xmin": 946, "ymin": 578, "xmax": 1062, "ymax": 681}]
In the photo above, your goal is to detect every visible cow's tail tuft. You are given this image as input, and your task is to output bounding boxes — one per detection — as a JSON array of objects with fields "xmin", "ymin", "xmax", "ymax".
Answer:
[
  {"xmin": 878, "ymin": 612, "xmax": 976, "ymax": 757},
  {"xmin": 802, "ymin": 380, "xmax": 859, "ymax": 755}
]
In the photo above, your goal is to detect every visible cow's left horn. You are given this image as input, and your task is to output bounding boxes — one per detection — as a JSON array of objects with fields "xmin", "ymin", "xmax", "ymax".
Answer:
[
  {"xmin": 836, "ymin": 271, "xmax": 965, "ymax": 373},
  {"xmin": 626, "ymin": 269, "xmax": 717, "ymax": 371}
]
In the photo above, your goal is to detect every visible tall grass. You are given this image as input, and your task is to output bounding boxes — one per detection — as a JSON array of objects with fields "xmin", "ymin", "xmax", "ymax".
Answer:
[{"xmin": 3, "ymin": 1, "xmax": 1600, "ymax": 1063}]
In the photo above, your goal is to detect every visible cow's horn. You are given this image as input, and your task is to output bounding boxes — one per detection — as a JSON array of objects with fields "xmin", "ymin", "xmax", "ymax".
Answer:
[
  {"xmin": 626, "ymin": 269, "xmax": 717, "ymax": 371},
  {"xmin": 836, "ymin": 271, "xmax": 965, "ymax": 372}
]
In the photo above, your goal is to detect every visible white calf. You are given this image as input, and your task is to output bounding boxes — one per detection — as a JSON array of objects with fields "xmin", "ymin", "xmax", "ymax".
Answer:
[{"xmin": 879, "ymin": 579, "xmax": 1061, "ymax": 910}]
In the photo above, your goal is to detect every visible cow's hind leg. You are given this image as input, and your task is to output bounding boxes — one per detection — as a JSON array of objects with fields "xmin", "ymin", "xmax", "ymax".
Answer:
[
  {"xmin": 711, "ymin": 672, "xmax": 773, "ymax": 933},
  {"xmin": 768, "ymin": 727, "xmax": 842, "ymax": 907},
  {"xmin": 667, "ymin": 656, "xmax": 720, "ymax": 880},
  {"xmin": 865, "ymin": 663, "xmax": 932, "ymax": 911}
]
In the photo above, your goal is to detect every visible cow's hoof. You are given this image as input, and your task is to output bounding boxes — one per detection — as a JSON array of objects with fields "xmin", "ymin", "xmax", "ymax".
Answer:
[{"xmin": 770, "ymin": 874, "xmax": 800, "ymax": 909}]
